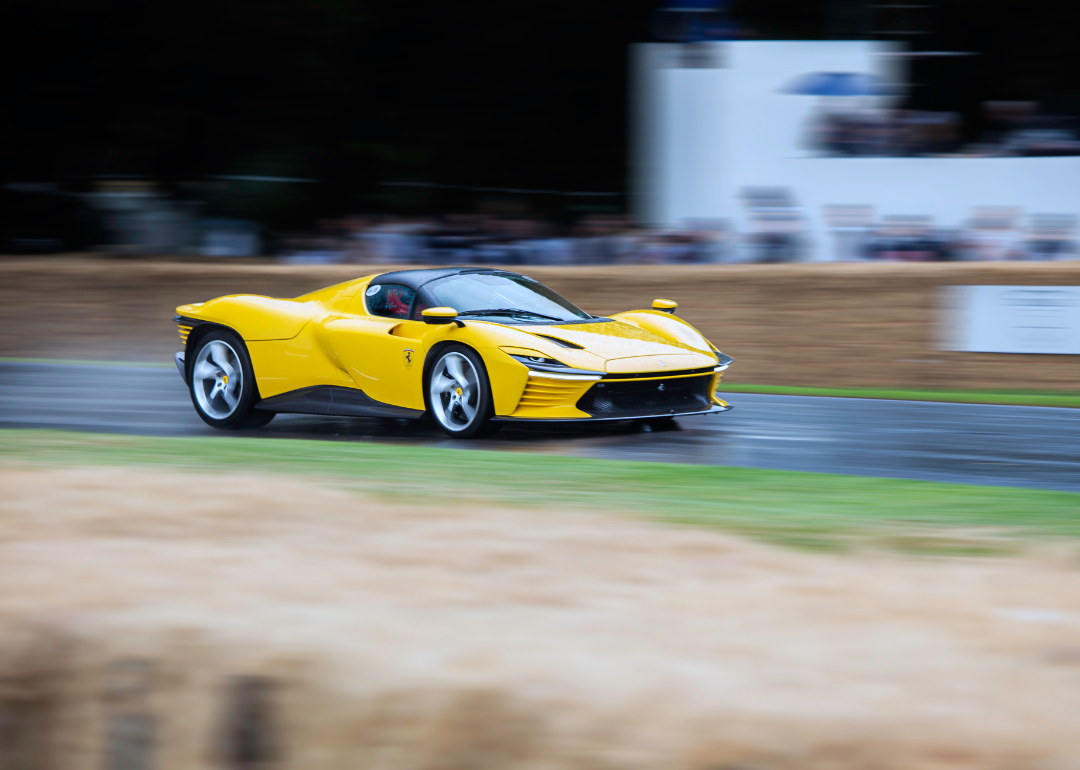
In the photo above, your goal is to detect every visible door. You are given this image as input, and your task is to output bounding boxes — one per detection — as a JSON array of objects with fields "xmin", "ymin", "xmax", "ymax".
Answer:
[{"xmin": 322, "ymin": 283, "xmax": 428, "ymax": 409}]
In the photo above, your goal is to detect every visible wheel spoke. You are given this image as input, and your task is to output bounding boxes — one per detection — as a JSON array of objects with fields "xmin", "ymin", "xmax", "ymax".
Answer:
[
  {"xmin": 434, "ymin": 373, "xmax": 456, "ymax": 393},
  {"xmin": 222, "ymin": 387, "xmax": 239, "ymax": 408},
  {"xmin": 193, "ymin": 361, "xmax": 217, "ymax": 382},
  {"xmin": 209, "ymin": 342, "xmax": 236, "ymax": 378},
  {"xmin": 445, "ymin": 355, "xmax": 467, "ymax": 388},
  {"xmin": 460, "ymin": 400, "xmax": 476, "ymax": 420}
]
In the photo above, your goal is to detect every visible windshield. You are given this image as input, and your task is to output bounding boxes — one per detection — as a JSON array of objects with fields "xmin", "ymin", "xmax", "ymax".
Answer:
[{"xmin": 424, "ymin": 273, "xmax": 591, "ymax": 323}]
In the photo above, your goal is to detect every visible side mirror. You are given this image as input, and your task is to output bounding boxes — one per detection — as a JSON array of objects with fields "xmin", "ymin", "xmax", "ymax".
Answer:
[
  {"xmin": 422, "ymin": 307, "xmax": 461, "ymax": 325},
  {"xmin": 652, "ymin": 299, "xmax": 678, "ymax": 314}
]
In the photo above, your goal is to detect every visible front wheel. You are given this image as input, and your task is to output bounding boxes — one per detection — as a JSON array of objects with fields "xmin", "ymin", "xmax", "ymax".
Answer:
[
  {"xmin": 641, "ymin": 416, "xmax": 681, "ymax": 432},
  {"xmin": 188, "ymin": 329, "xmax": 275, "ymax": 430},
  {"xmin": 426, "ymin": 345, "xmax": 497, "ymax": 438}
]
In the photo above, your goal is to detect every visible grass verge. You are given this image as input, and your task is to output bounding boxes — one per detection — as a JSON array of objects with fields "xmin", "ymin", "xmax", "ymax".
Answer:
[
  {"xmin": 720, "ymin": 383, "xmax": 1080, "ymax": 409},
  {"xmin": 3, "ymin": 429, "xmax": 1078, "ymax": 554}
]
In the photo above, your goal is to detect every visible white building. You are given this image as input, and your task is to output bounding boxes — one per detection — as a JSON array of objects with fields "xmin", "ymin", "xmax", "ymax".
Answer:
[{"xmin": 632, "ymin": 40, "xmax": 1080, "ymax": 259}]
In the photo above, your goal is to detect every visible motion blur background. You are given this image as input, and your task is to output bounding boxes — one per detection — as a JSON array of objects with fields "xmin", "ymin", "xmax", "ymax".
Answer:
[
  {"xmin": 4, "ymin": 0, "xmax": 1080, "ymax": 262},
  {"xmin": 4, "ymin": 3, "xmax": 1080, "ymax": 770}
]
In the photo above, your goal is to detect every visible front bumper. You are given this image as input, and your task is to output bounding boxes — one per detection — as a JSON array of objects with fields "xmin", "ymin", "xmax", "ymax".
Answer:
[{"xmin": 506, "ymin": 365, "xmax": 730, "ymax": 421}]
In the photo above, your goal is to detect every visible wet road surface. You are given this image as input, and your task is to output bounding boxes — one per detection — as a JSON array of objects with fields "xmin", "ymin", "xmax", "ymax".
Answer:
[{"xmin": 2, "ymin": 361, "xmax": 1079, "ymax": 492}]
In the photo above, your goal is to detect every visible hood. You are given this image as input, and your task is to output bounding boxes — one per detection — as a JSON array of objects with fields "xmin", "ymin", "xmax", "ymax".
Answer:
[{"xmin": 523, "ymin": 320, "xmax": 717, "ymax": 373}]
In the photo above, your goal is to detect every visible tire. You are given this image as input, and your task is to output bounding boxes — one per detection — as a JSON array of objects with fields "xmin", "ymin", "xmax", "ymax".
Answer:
[
  {"xmin": 187, "ymin": 329, "xmax": 273, "ymax": 430},
  {"xmin": 642, "ymin": 416, "xmax": 680, "ymax": 432},
  {"xmin": 239, "ymin": 410, "xmax": 276, "ymax": 429},
  {"xmin": 426, "ymin": 344, "xmax": 497, "ymax": 439}
]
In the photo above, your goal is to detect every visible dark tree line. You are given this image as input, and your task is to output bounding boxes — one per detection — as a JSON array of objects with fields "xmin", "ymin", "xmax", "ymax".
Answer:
[
  {"xmin": 1, "ymin": 0, "xmax": 655, "ymax": 224},
  {"xmin": 2, "ymin": 0, "xmax": 1079, "ymax": 227}
]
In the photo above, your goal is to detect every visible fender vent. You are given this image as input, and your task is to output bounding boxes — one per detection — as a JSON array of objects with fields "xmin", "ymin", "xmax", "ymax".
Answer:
[
  {"xmin": 174, "ymin": 315, "xmax": 201, "ymax": 347},
  {"xmin": 517, "ymin": 379, "xmax": 584, "ymax": 408}
]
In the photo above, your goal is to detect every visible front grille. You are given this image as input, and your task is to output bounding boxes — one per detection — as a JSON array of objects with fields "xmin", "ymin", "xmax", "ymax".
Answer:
[{"xmin": 577, "ymin": 375, "xmax": 714, "ymax": 417}]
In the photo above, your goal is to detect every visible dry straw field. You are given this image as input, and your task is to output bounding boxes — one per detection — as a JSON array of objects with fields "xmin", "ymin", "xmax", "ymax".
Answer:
[
  {"xmin": 4, "ymin": 464, "xmax": 1080, "ymax": 770},
  {"xmin": 2, "ymin": 256, "xmax": 1080, "ymax": 390}
]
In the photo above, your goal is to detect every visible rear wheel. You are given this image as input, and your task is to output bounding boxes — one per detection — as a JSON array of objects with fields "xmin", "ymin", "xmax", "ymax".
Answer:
[
  {"xmin": 188, "ymin": 329, "xmax": 274, "ymax": 430},
  {"xmin": 426, "ymin": 345, "xmax": 497, "ymax": 438}
]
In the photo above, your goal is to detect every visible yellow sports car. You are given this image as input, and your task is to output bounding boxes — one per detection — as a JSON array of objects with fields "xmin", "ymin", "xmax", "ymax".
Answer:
[{"xmin": 174, "ymin": 267, "xmax": 733, "ymax": 438}]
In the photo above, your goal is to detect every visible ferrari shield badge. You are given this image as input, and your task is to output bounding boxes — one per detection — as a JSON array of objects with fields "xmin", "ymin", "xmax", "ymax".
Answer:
[{"xmin": 403, "ymin": 349, "xmax": 414, "ymax": 370}]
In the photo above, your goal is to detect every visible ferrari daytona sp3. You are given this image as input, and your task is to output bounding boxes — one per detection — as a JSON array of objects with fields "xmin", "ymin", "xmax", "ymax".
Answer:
[{"xmin": 174, "ymin": 268, "xmax": 733, "ymax": 438}]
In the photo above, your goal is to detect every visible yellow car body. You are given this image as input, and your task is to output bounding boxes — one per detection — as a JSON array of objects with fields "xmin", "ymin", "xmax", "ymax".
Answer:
[{"xmin": 174, "ymin": 268, "xmax": 732, "ymax": 434}]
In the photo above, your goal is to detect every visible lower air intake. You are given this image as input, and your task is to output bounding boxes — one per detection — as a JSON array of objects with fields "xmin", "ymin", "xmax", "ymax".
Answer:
[{"xmin": 577, "ymin": 376, "xmax": 713, "ymax": 418}]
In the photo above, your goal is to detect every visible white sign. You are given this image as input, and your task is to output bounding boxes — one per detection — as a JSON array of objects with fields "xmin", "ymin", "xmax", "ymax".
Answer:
[{"xmin": 945, "ymin": 285, "xmax": 1080, "ymax": 355}]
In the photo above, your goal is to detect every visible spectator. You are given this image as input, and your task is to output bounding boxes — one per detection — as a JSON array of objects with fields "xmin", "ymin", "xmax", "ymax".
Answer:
[
  {"xmin": 1026, "ymin": 215, "xmax": 1079, "ymax": 260},
  {"xmin": 271, "ymin": 206, "xmax": 1078, "ymax": 266}
]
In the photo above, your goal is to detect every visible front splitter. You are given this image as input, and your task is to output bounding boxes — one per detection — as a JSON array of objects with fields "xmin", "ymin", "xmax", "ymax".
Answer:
[{"xmin": 492, "ymin": 404, "xmax": 732, "ymax": 423}]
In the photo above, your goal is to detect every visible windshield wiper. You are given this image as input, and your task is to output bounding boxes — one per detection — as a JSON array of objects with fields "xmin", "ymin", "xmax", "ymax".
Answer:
[{"xmin": 459, "ymin": 308, "xmax": 567, "ymax": 322}]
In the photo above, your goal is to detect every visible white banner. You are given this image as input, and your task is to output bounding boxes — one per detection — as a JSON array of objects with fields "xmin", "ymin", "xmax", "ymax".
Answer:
[{"xmin": 944, "ymin": 285, "xmax": 1080, "ymax": 355}]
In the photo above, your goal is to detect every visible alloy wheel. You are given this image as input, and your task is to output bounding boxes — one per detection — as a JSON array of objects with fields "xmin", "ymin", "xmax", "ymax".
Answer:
[
  {"xmin": 192, "ymin": 340, "xmax": 244, "ymax": 420},
  {"xmin": 429, "ymin": 352, "xmax": 481, "ymax": 432}
]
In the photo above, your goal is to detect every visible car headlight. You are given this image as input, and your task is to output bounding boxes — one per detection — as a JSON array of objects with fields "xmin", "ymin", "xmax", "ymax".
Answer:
[{"xmin": 508, "ymin": 354, "xmax": 567, "ymax": 367}]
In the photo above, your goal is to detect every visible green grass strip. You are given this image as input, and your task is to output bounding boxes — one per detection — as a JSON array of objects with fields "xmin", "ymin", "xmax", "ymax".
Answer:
[
  {"xmin": 3, "ymin": 429, "xmax": 1078, "ymax": 554},
  {"xmin": 720, "ymin": 383, "xmax": 1080, "ymax": 409}
]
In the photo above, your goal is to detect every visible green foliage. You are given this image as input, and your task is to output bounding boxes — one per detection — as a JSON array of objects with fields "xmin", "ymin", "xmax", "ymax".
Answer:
[
  {"xmin": 0, "ymin": 0, "xmax": 657, "ymax": 225},
  {"xmin": 5, "ymin": 0, "xmax": 1080, "ymax": 225},
  {"xmin": 4, "ymin": 429, "xmax": 1078, "ymax": 554}
]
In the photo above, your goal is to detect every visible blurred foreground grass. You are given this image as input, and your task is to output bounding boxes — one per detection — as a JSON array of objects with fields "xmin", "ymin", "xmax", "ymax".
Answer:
[{"xmin": 3, "ymin": 429, "xmax": 1079, "ymax": 554}]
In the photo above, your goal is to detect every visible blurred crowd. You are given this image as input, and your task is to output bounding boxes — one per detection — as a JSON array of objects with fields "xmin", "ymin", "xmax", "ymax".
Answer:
[
  {"xmin": 825, "ymin": 206, "xmax": 1079, "ymax": 262},
  {"xmin": 278, "ymin": 214, "xmax": 731, "ymax": 266},
  {"xmin": 808, "ymin": 108, "xmax": 963, "ymax": 157},
  {"xmin": 277, "ymin": 207, "xmax": 1079, "ymax": 265},
  {"xmin": 808, "ymin": 101, "xmax": 1080, "ymax": 158},
  {"xmin": 4, "ymin": 181, "xmax": 1077, "ymax": 264}
]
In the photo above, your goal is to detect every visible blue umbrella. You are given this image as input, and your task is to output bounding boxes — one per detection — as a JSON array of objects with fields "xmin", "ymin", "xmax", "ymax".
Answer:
[{"xmin": 784, "ymin": 72, "xmax": 896, "ymax": 97}]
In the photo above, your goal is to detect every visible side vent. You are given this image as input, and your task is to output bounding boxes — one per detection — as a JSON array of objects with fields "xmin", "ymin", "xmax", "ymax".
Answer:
[
  {"xmin": 177, "ymin": 325, "xmax": 192, "ymax": 345},
  {"xmin": 517, "ymin": 378, "xmax": 583, "ymax": 408},
  {"xmin": 531, "ymin": 334, "xmax": 584, "ymax": 350}
]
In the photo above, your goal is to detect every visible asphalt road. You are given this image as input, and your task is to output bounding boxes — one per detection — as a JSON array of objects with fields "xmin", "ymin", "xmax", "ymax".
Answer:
[{"xmin": 2, "ymin": 361, "xmax": 1079, "ymax": 492}]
